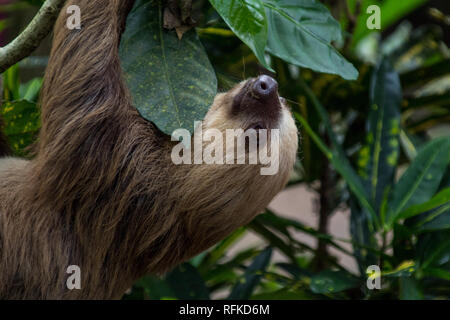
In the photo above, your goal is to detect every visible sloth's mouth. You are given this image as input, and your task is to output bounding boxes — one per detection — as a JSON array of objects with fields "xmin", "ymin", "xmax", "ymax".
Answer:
[{"xmin": 232, "ymin": 75, "xmax": 282, "ymax": 128}]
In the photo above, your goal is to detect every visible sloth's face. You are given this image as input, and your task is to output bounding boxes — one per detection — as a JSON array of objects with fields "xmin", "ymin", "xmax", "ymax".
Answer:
[
  {"xmin": 204, "ymin": 75, "xmax": 292, "ymax": 132},
  {"xmin": 199, "ymin": 75, "xmax": 298, "ymax": 173},
  {"xmin": 202, "ymin": 75, "xmax": 298, "ymax": 153}
]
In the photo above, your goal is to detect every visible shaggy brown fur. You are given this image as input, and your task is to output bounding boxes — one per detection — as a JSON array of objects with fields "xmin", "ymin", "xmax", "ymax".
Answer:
[{"xmin": 0, "ymin": 0, "xmax": 298, "ymax": 299}]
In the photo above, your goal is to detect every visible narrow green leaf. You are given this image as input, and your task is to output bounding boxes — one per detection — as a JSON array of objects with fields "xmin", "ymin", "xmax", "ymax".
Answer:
[
  {"xmin": 398, "ymin": 188, "xmax": 450, "ymax": 221},
  {"xmin": 198, "ymin": 227, "xmax": 247, "ymax": 273},
  {"xmin": 208, "ymin": 0, "xmax": 270, "ymax": 70},
  {"xmin": 227, "ymin": 247, "xmax": 272, "ymax": 300},
  {"xmin": 416, "ymin": 232, "xmax": 450, "ymax": 269},
  {"xmin": 19, "ymin": 77, "xmax": 42, "ymax": 102},
  {"xmin": 119, "ymin": 0, "xmax": 217, "ymax": 135},
  {"xmin": 257, "ymin": 212, "xmax": 354, "ymax": 256},
  {"xmin": 264, "ymin": 0, "xmax": 358, "ymax": 80},
  {"xmin": 249, "ymin": 221, "xmax": 299, "ymax": 262},
  {"xmin": 358, "ymin": 59, "xmax": 401, "ymax": 213},
  {"xmin": 295, "ymin": 112, "xmax": 378, "ymax": 226},
  {"xmin": 382, "ymin": 260, "xmax": 416, "ymax": 278},
  {"xmin": 350, "ymin": 201, "xmax": 378, "ymax": 276},
  {"xmin": 276, "ymin": 262, "xmax": 312, "ymax": 278},
  {"xmin": 399, "ymin": 130, "xmax": 418, "ymax": 161},
  {"xmin": 414, "ymin": 203, "xmax": 450, "ymax": 233},
  {"xmin": 421, "ymin": 237, "xmax": 450, "ymax": 269},
  {"xmin": 438, "ymin": 168, "xmax": 450, "ymax": 190},
  {"xmin": 387, "ymin": 137, "xmax": 450, "ymax": 226},
  {"xmin": 423, "ymin": 267, "xmax": 450, "ymax": 281},
  {"xmin": 203, "ymin": 248, "xmax": 259, "ymax": 283},
  {"xmin": 2, "ymin": 64, "xmax": 20, "ymax": 101}
]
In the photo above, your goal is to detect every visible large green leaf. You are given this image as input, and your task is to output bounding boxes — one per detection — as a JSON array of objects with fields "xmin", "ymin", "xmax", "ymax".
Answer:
[
  {"xmin": 264, "ymin": 0, "xmax": 358, "ymax": 80},
  {"xmin": 119, "ymin": 0, "xmax": 217, "ymax": 135},
  {"xmin": 387, "ymin": 137, "xmax": 450, "ymax": 226},
  {"xmin": 208, "ymin": 0, "xmax": 270, "ymax": 70},
  {"xmin": 227, "ymin": 247, "xmax": 272, "ymax": 300},
  {"xmin": 310, "ymin": 270, "xmax": 359, "ymax": 294},
  {"xmin": 350, "ymin": 200, "xmax": 378, "ymax": 276},
  {"xmin": 268, "ymin": 0, "xmax": 343, "ymax": 44},
  {"xmin": 358, "ymin": 59, "xmax": 401, "ymax": 214}
]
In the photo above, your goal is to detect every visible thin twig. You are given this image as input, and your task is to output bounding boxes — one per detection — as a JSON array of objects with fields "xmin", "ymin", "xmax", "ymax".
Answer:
[{"xmin": 0, "ymin": 0, "xmax": 65, "ymax": 74}]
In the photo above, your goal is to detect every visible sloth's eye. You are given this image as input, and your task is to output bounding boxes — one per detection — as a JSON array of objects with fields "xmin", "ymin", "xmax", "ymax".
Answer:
[{"xmin": 246, "ymin": 123, "xmax": 264, "ymax": 131}]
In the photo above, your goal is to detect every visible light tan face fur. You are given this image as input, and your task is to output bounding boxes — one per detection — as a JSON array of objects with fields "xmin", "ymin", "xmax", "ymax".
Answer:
[{"xmin": 199, "ymin": 78, "xmax": 298, "ymax": 170}]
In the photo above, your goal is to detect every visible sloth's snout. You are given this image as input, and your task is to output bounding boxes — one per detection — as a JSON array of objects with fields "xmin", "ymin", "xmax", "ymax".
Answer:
[
  {"xmin": 252, "ymin": 75, "xmax": 278, "ymax": 100},
  {"xmin": 232, "ymin": 75, "xmax": 282, "ymax": 126}
]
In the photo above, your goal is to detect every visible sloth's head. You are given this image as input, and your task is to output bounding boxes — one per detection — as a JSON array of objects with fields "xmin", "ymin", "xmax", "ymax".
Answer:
[
  {"xmin": 169, "ymin": 76, "xmax": 298, "ymax": 262},
  {"xmin": 199, "ymin": 75, "xmax": 298, "ymax": 173},
  {"xmin": 205, "ymin": 75, "xmax": 292, "ymax": 131}
]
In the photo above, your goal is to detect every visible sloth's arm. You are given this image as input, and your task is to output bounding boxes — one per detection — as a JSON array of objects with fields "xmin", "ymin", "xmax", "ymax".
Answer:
[
  {"xmin": 31, "ymin": 0, "xmax": 153, "ymax": 210},
  {"xmin": 39, "ymin": 0, "xmax": 135, "ymax": 151}
]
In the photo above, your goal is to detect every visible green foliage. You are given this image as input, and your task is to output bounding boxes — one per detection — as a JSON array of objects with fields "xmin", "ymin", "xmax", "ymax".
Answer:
[
  {"xmin": 1, "ymin": 64, "xmax": 41, "ymax": 156},
  {"xmin": 0, "ymin": 100, "xmax": 40, "ymax": 154},
  {"xmin": 209, "ymin": 0, "xmax": 358, "ymax": 79},
  {"xmin": 360, "ymin": 59, "xmax": 401, "ymax": 213},
  {"xmin": 387, "ymin": 138, "xmax": 450, "ymax": 226},
  {"xmin": 350, "ymin": 0, "xmax": 429, "ymax": 46},
  {"xmin": 310, "ymin": 270, "xmax": 359, "ymax": 294},
  {"xmin": 208, "ymin": 0, "xmax": 270, "ymax": 70},
  {"xmin": 228, "ymin": 247, "xmax": 272, "ymax": 300},
  {"xmin": 264, "ymin": 0, "xmax": 358, "ymax": 80}
]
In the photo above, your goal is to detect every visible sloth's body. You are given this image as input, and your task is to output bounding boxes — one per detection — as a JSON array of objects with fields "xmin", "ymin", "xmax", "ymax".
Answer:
[{"xmin": 0, "ymin": 0, "xmax": 297, "ymax": 299}]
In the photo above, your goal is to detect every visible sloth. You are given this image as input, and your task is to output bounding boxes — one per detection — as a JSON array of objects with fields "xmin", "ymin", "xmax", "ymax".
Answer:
[{"xmin": 0, "ymin": 0, "xmax": 298, "ymax": 299}]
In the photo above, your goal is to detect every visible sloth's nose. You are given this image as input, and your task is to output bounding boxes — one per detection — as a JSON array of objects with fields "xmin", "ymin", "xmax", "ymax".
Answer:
[{"xmin": 252, "ymin": 75, "xmax": 278, "ymax": 100}]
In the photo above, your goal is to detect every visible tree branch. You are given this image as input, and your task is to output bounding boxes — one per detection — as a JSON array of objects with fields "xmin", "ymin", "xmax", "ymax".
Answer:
[{"xmin": 0, "ymin": 0, "xmax": 65, "ymax": 74}]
